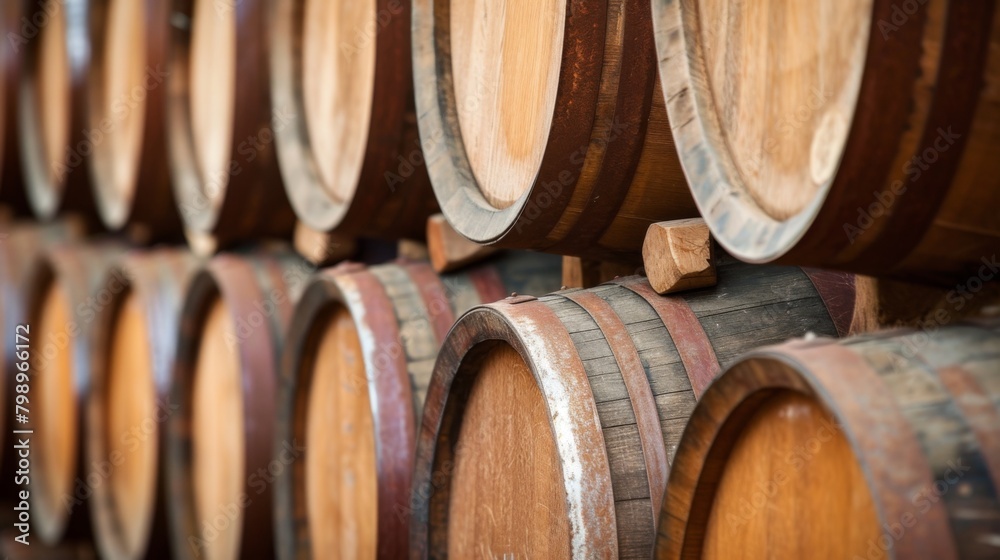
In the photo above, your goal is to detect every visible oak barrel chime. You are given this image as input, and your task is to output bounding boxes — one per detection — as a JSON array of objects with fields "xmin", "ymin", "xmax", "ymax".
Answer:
[
  {"xmin": 410, "ymin": 259, "xmax": 874, "ymax": 558},
  {"xmin": 166, "ymin": 250, "xmax": 306, "ymax": 560},
  {"xmin": 24, "ymin": 241, "xmax": 124, "ymax": 545},
  {"xmin": 85, "ymin": 0, "xmax": 183, "ymax": 240},
  {"xmin": 274, "ymin": 253, "xmax": 561, "ymax": 559},
  {"xmin": 18, "ymin": 0, "xmax": 100, "ymax": 223},
  {"xmin": 658, "ymin": 320, "xmax": 1000, "ymax": 560},
  {"xmin": 0, "ymin": 220, "xmax": 83, "ymax": 499},
  {"xmin": 271, "ymin": 0, "xmax": 438, "ymax": 239},
  {"xmin": 167, "ymin": 0, "xmax": 296, "ymax": 251},
  {"xmin": 86, "ymin": 249, "xmax": 199, "ymax": 560},
  {"xmin": 652, "ymin": 0, "xmax": 1000, "ymax": 285},
  {"xmin": 411, "ymin": 0, "xmax": 698, "ymax": 262}
]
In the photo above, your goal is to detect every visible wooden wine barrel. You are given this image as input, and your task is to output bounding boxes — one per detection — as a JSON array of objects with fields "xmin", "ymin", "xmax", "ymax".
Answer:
[
  {"xmin": 85, "ymin": 0, "xmax": 182, "ymax": 240},
  {"xmin": 18, "ymin": 0, "xmax": 100, "ymax": 223},
  {"xmin": 410, "ymin": 260, "xmax": 875, "ymax": 558},
  {"xmin": 273, "ymin": 253, "xmax": 561, "ymax": 559},
  {"xmin": 167, "ymin": 0, "xmax": 296, "ymax": 251},
  {"xmin": 23, "ymin": 241, "xmax": 126, "ymax": 545},
  {"xmin": 658, "ymin": 320, "xmax": 1000, "ymax": 560},
  {"xmin": 0, "ymin": 220, "xmax": 83, "ymax": 500},
  {"xmin": 652, "ymin": 1, "xmax": 1000, "ymax": 285},
  {"xmin": 0, "ymin": 1, "xmax": 29, "ymax": 214},
  {"xmin": 166, "ymin": 250, "xmax": 307, "ymax": 560},
  {"xmin": 411, "ymin": 0, "xmax": 698, "ymax": 262},
  {"xmin": 270, "ymin": 0, "xmax": 438, "ymax": 238},
  {"xmin": 84, "ymin": 249, "xmax": 199, "ymax": 560}
]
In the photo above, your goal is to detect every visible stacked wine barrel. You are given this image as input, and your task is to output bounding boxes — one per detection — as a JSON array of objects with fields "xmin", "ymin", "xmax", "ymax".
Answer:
[{"xmin": 0, "ymin": 0, "xmax": 997, "ymax": 559}]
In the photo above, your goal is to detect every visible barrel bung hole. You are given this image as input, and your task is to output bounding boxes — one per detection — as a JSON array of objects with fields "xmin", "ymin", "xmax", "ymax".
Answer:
[
  {"xmin": 191, "ymin": 298, "xmax": 244, "ymax": 560},
  {"xmin": 304, "ymin": 305, "xmax": 376, "ymax": 558},
  {"xmin": 448, "ymin": 345, "xmax": 570, "ymax": 558},
  {"xmin": 106, "ymin": 290, "xmax": 157, "ymax": 558},
  {"xmin": 33, "ymin": 281, "xmax": 76, "ymax": 542},
  {"xmin": 701, "ymin": 390, "xmax": 880, "ymax": 559}
]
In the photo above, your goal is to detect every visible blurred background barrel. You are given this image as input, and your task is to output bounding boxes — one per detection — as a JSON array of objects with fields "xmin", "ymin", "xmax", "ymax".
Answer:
[
  {"xmin": 1, "ymin": 1, "xmax": 29, "ymax": 214},
  {"xmin": 270, "ymin": 0, "xmax": 438, "ymax": 240},
  {"xmin": 653, "ymin": 0, "xmax": 1000, "ymax": 286},
  {"xmin": 166, "ymin": 250, "xmax": 306, "ymax": 560},
  {"xmin": 18, "ymin": 0, "xmax": 100, "ymax": 224},
  {"xmin": 411, "ymin": 0, "xmax": 698, "ymax": 262},
  {"xmin": 167, "ymin": 0, "xmax": 295, "ymax": 252},
  {"xmin": 0, "ymin": 220, "xmax": 83, "ymax": 499},
  {"xmin": 273, "ymin": 253, "xmax": 560, "ymax": 559},
  {"xmin": 410, "ymin": 259, "xmax": 875, "ymax": 558},
  {"xmin": 85, "ymin": 249, "xmax": 198, "ymax": 560},
  {"xmin": 85, "ymin": 0, "xmax": 182, "ymax": 241},
  {"xmin": 658, "ymin": 320, "xmax": 1000, "ymax": 560},
  {"xmin": 24, "ymin": 240, "xmax": 124, "ymax": 545}
]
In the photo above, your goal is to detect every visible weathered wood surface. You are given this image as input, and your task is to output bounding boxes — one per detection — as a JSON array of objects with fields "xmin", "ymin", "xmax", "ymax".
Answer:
[
  {"xmin": 643, "ymin": 218, "xmax": 715, "ymax": 294},
  {"xmin": 561, "ymin": 256, "xmax": 638, "ymax": 290},
  {"xmin": 412, "ymin": 0, "xmax": 697, "ymax": 262},
  {"xmin": 653, "ymin": 0, "xmax": 1000, "ymax": 286},
  {"xmin": 271, "ymin": 0, "xmax": 438, "ymax": 239},
  {"xmin": 658, "ymin": 320, "xmax": 1000, "ymax": 560},
  {"xmin": 86, "ymin": 249, "xmax": 198, "ymax": 560},
  {"xmin": 411, "ymin": 257, "xmax": 863, "ymax": 558},
  {"xmin": 23, "ymin": 241, "xmax": 126, "ymax": 545},
  {"xmin": 167, "ymin": 0, "xmax": 296, "ymax": 251},
  {"xmin": 427, "ymin": 214, "xmax": 498, "ymax": 273},
  {"xmin": 18, "ymin": 1, "xmax": 101, "ymax": 224},
  {"xmin": 273, "ymin": 253, "xmax": 561, "ymax": 560},
  {"xmin": 85, "ymin": 0, "xmax": 182, "ymax": 240},
  {"xmin": 166, "ymin": 250, "xmax": 306, "ymax": 560}
]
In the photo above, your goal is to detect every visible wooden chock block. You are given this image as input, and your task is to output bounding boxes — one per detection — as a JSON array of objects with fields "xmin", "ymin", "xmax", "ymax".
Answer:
[
  {"xmin": 642, "ymin": 218, "xmax": 716, "ymax": 294},
  {"xmin": 427, "ymin": 214, "xmax": 498, "ymax": 273},
  {"xmin": 294, "ymin": 221, "xmax": 357, "ymax": 265},
  {"xmin": 562, "ymin": 256, "xmax": 638, "ymax": 289}
]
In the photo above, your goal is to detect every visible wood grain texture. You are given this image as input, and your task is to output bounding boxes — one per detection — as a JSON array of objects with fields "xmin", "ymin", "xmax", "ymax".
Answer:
[
  {"xmin": 18, "ymin": 0, "xmax": 101, "ymax": 224},
  {"xmin": 167, "ymin": 0, "xmax": 296, "ymax": 250},
  {"xmin": 412, "ymin": 0, "xmax": 697, "ymax": 262},
  {"xmin": 411, "ymin": 257, "xmax": 854, "ymax": 558},
  {"xmin": 23, "ymin": 241, "xmax": 126, "ymax": 545},
  {"xmin": 85, "ymin": 249, "xmax": 198, "ymax": 560},
  {"xmin": 658, "ymin": 320, "xmax": 1000, "ymax": 560},
  {"xmin": 85, "ymin": 0, "xmax": 183, "ymax": 239},
  {"xmin": 167, "ymin": 250, "xmax": 305, "ymax": 560},
  {"xmin": 427, "ymin": 214, "xmax": 498, "ymax": 273},
  {"xmin": 273, "ymin": 253, "xmax": 560, "ymax": 559},
  {"xmin": 653, "ymin": 0, "xmax": 1000, "ymax": 286},
  {"xmin": 271, "ymin": 0, "xmax": 438, "ymax": 239},
  {"xmin": 642, "ymin": 219, "xmax": 715, "ymax": 295}
]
